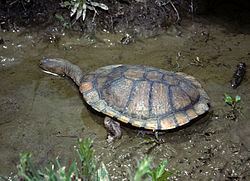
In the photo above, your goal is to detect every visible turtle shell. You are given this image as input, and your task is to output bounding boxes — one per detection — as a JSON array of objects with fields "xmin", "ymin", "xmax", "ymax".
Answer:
[{"xmin": 79, "ymin": 65, "xmax": 210, "ymax": 130}]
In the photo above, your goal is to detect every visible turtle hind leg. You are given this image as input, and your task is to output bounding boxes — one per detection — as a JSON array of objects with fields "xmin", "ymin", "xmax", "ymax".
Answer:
[{"xmin": 104, "ymin": 117, "xmax": 122, "ymax": 143}]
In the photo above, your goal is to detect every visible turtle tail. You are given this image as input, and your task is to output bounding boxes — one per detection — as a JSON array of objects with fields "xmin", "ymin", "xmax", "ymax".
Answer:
[{"xmin": 40, "ymin": 58, "xmax": 83, "ymax": 86}]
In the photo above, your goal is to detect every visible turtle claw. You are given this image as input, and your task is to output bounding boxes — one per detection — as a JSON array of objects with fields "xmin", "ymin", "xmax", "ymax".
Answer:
[
  {"xmin": 154, "ymin": 131, "xmax": 165, "ymax": 144},
  {"xmin": 106, "ymin": 135, "xmax": 114, "ymax": 143}
]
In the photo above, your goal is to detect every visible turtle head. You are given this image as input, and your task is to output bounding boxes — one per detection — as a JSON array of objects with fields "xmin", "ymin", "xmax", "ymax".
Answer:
[{"xmin": 39, "ymin": 58, "xmax": 66, "ymax": 76}]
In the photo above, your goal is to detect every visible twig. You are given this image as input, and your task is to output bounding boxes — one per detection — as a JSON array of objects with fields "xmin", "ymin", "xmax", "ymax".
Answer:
[
  {"xmin": 167, "ymin": 0, "xmax": 180, "ymax": 23},
  {"xmin": 91, "ymin": 8, "xmax": 98, "ymax": 22},
  {"xmin": 190, "ymin": 0, "xmax": 194, "ymax": 14}
]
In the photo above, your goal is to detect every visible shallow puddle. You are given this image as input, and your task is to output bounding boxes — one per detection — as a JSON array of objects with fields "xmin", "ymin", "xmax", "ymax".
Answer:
[{"xmin": 0, "ymin": 17, "xmax": 250, "ymax": 180}]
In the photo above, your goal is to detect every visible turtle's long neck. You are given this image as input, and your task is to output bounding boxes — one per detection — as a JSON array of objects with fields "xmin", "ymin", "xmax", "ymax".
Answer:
[
  {"xmin": 40, "ymin": 58, "xmax": 84, "ymax": 86},
  {"xmin": 63, "ymin": 61, "xmax": 83, "ymax": 86}
]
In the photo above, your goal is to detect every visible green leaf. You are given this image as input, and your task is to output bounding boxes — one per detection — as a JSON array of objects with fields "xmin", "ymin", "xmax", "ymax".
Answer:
[
  {"xmin": 44, "ymin": 164, "xmax": 54, "ymax": 180},
  {"xmin": 66, "ymin": 160, "xmax": 78, "ymax": 181},
  {"xmin": 17, "ymin": 153, "xmax": 42, "ymax": 180},
  {"xmin": 82, "ymin": 3, "xmax": 87, "ymax": 21},
  {"xmin": 134, "ymin": 157, "xmax": 152, "ymax": 181},
  {"xmin": 58, "ymin": 166, "xmax": 67, "ymax": 180},
  {"xmin": 157, "ymin": 170, "xmax": 173, "ymax": 181},
  {"xmin": 63, "ymin": 1, "xmax": 71, "ymax": 7},
  {"xmin": 235, "ymin": 95, "xmax": 241, "ymax": 103},
  {"xmin": 97, "ymin": 162, "xmax": 110, "ymax": 181},
  {"xmin": 154, "ymin": 160, "xmax": 168, "ymax": 180},
  {"xmin": 76, "ymin": 138, "xmax": 96, "ymax": 179},
  {"xmin": 224, "ymin": 93, "xmax": 233, "ymax": 105},
  {"xmin": 148, "ymin": 160, "xmax": 170, "ymax": 181},
  {"xmin": 70, "ymin": 2, "xmax": 80, "ymax": 17},
  {"xmin": 90, "ymin": 2, "xmax": 109, "ymax": 10},
  {"xmin": 76, "ymin": 7, "xmax": 83, "ymax": 21}
]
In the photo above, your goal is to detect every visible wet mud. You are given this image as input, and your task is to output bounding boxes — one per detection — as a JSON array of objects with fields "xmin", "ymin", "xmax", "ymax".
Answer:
[
  {"xmin": 0, "ymin": 17, "xmax": 250, "ymax": 180},
  {"xmin": 0, "ymin": 0, "xmax": 184, "ymax": 35}
]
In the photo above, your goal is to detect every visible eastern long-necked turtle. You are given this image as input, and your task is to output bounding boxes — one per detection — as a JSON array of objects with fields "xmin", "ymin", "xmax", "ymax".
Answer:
[{"xmin": 40, "ymin": 58, "xmax": 210, "ymax": 142}]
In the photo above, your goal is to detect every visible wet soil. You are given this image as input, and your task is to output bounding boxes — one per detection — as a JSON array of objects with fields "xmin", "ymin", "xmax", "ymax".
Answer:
[
  {"xmin": 1, "ymin": 14, "xmax": 250, "ymax": 180},
  {"xmin": 0, "ymin": 0, "xmax": 189, "ymax": 35},
  {"xmin": 2, "ymin": 0, "xmax": 250, "ymax": 37}
]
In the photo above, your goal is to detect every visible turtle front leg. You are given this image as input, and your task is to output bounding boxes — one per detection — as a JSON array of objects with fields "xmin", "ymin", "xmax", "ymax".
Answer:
[{"xmin": 104, "ymin": 117, "xmax": 122, "ymax": 143}]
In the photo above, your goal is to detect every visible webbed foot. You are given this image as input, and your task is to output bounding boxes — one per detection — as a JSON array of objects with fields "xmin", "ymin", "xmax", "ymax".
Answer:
[{"xmin": 104, "ymin": 117, "xmax": 122, "ymax": 143}]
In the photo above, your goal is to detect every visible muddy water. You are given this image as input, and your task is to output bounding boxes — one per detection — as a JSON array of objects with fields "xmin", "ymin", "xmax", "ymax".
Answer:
[{"xmin": 0, "ymin": 18, "xmax": 250, "ymax": 180}]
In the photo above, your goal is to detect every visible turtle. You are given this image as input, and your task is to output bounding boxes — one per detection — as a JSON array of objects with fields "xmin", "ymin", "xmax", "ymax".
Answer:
[{"xmin": 40, "ymin": 58, "xmax": 210, "ymax": 142}]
